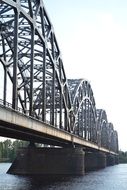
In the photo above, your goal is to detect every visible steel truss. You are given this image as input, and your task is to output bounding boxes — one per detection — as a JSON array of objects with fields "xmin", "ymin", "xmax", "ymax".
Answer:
[
  {"xmin": 0, "ymin": 0, "xmax": 118, "ymax": 152},
  {"xmin": 97, "ymin": 109, "xmax": 118, "ymax": 152}
]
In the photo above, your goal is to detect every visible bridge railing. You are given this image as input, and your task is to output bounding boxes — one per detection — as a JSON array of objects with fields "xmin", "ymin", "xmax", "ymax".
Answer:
[{"xmin": 0, "ymin": 99, "xmax": 24, "ymax": 114}]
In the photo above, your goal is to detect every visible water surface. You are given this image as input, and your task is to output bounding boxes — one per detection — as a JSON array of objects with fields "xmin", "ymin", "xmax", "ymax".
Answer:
[{"xmin": 0, "ymin": 163, "xmax": 127, "ymax": 190}]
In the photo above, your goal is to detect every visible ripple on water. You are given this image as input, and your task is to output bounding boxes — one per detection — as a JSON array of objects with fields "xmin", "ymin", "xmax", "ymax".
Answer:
[{"xmin": 0, "ymin": 163, "xmax": 127, "ymax": 190}]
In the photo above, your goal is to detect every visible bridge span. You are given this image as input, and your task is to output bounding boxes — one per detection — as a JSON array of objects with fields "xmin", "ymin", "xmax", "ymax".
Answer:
[
  {"xmin": 0, "ymin": 0, "xmax": 119, "ymax": 175},
  {"xmin": 0, "ymin": 104, "xmax": 116, "ymax": 154}
]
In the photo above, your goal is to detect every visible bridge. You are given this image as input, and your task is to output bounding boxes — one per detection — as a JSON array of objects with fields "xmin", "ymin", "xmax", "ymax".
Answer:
[{"xmin": 0, "ymin": 0, "xmax": 119, "ymax": 175}]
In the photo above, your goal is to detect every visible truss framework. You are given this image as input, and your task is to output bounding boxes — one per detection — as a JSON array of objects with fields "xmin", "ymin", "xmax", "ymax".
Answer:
[{"xmin": 0, "ymin": 0, "xmax": 118, "ymax": 153}]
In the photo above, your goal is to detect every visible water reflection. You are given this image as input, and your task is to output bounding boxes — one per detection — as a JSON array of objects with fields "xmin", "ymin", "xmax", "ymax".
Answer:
[{"xmin": 0, "ymin": 163, "xmax": 127, "ymax": 190}]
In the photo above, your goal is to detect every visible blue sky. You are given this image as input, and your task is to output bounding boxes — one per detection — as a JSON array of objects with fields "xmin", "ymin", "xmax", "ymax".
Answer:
[{"xmin": 44, "ymin": 0, "xmax": 127, "ymax": 151}]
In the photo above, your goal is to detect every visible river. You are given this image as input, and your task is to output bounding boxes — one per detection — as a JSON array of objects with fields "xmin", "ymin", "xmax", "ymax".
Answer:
[{"xmin": 0, "ymin": 163, "xmax": 127, "ymax": 190}]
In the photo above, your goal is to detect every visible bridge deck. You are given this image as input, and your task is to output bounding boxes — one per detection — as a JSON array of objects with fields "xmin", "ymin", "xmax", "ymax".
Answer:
[{"xmin": 0, "ymin": 105, "xmax": 116, "ymax": 155}]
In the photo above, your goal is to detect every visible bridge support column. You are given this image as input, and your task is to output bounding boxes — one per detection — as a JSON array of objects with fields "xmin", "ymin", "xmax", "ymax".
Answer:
[
  {"xmin": 115, "ymin": 155, "xmax": 119, "ymax": 164},
  {"xmin": 106, "ymin": 154, "xmax": 117, "ymax": 166},
  {"xmin": 85, "ymin": 151, "xmax": 106, "ymax": 172},
  {"xmin": 7, "ymin": 147, "xmax": 85, "ymax": 175}
]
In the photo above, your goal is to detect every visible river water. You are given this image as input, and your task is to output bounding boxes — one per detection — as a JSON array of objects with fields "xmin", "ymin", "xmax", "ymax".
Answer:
[{"xmin": 0, "ymin": 163, "xmax": 127, "ymax": 190}]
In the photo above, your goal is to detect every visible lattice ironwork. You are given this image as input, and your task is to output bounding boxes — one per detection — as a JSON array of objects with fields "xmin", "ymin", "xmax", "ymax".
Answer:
[
  {"xmin": 97, "ymin": 109, "xmax": 118, "ymax": 152},
  {"xmin": 68, "ymin": 79, "xmax": 97, "ymax": 143},
  {"xmin": 0, "ymin": 0, "xmax": 72, "ymax": 132},
  {"xmin": 0, "ymin": 0, "xmax": 118, "ymax": 153}
]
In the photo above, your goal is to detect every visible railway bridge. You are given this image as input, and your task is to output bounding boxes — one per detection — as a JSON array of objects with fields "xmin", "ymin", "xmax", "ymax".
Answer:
[{"xmin": 0, "ymin": 0, "xmax": 119, "ymax": 175}]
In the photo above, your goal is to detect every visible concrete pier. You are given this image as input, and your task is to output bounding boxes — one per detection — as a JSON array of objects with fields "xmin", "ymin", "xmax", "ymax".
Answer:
[
  {"xmin": 7, "ymin": 147, "xmax": 85, "ymax": 175},
  {"xmin": 106, "ymin": 154, "xmax": 118, "ymax": 166},
  {"xmin": 115, "ymin": 155, "xmax": 119, "ymax": 164},
  {"xmin": 85, "ymin": 151, "xmax": 106, "ymax": 171}
]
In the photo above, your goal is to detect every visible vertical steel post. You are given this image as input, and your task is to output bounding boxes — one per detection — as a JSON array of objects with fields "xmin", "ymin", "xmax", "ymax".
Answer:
[
  {"xmin": 24, "ymin": 87, "xmax": 27, "ymax": 113},
  {"xmin": 59, "ymin": 60, "xmax": 63, "ymax": 128},
  {"xmin": 51, "ymin": 33, "xmax": 55, "ymax": 125},
  {"xmin": 64, "ymin": 86, "xmax": 68, "ymax": 131},
  {"xmin": 82, "ymin": 102, "xmax": 85, "ymax": 138},
  {"xmin": 2, "ymin": 36, "xmax": 7, "ymax": 105},
  {"xmin": 28, "ymin": 0, "xmax": 34, "ymax": 116},
  {"xmin": 42, "ymin": 45, "xmax": 46, "ymax": 121},
  {"xmin": 41, "ymin": 7, "xmax": 46, "ymax": 121},
  {"xmin": 85, "ymin": 100, "xmax": 88, "ymax": 140},
  {"xmin": 12, "ymin": 8, "xmax": 19, "ymax": 110},
  {"xmin": 81, "ymin": 103, "xmax": 84, "ymax": 137},
  {"xmin": 3, "ymin": 66, "xmax": 7, "ymax": 105},
  {"xmin": 51, "ymin": 66, "xmax": 55, "ymax": 125},
  {"xmin": 88, "ymin": 100, "xmax": 91, "ymax": 140},
  {"xmin": 29, "ymin": 25, "xmax": 34, "ymax": 116},
  {"xmin": 78, "ymin": 111, "xmax": 80, "ymax": 136},
  {"xmin": 89, "ymin": 108, "xmax": 93, "ymax": 142}
]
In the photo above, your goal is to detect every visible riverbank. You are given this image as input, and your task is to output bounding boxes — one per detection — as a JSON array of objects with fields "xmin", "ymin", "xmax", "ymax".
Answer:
[{"xmin": 0, "ymin": 158, "xmax": 10, "ymax": 163}]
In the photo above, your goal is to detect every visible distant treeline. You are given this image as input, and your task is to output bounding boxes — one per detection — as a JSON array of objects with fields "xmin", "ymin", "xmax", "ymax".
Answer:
[
  {"xmin": 0, "ymin": 139, "xmax": 29, "ymax": 162},
  {"xmin": 119, "ymin": 151, "xmax": 127, "ymax": 163},
  {"xmin": 0, "ymin": 139, "xmax": 127, "ymax": 163}
]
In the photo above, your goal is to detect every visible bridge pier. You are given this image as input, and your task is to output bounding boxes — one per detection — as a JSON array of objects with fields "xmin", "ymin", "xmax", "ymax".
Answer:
[
  {"xmin": 106, "ymin": 154, "xmax": 119, "ymax": 166},
  {"xmin": 7, "ymin": 147, "xmax": 85, "ymax": 175},
  {"xmin": 115, "ymin": 155, "xmax": 119, "ymax": 164},
  {"xmin": 85, "ymin": 151, "xmax": 106, "ymax": 171}
]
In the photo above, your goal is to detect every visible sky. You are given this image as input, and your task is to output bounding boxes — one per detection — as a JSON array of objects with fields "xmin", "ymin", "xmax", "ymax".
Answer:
[{"xmin": 43, "ymin": 0, "xmax": 127, "ymax": 151}]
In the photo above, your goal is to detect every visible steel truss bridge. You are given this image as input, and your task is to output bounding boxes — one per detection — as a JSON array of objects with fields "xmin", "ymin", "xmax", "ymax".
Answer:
[{"xmin": 0, "ymin": 0, "xmax": 118, "ymax": 154}]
